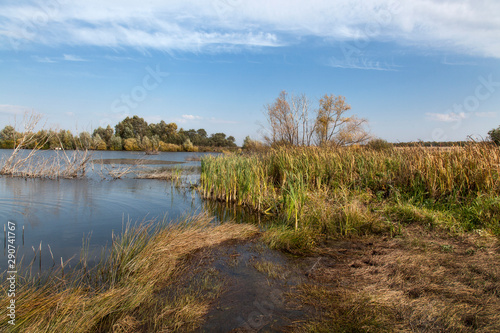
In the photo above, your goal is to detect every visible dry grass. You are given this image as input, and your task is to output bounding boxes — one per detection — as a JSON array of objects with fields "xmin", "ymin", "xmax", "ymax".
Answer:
[
  {"xmin": 291, "ymin": 226, "xmax": 500, "ymax": 332},
  {"xmin": 0, "ymin": 214, "xmax": 258, "ymax": 332}
]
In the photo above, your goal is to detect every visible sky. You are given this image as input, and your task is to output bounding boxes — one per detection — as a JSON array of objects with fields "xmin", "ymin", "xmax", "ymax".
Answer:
[{"xmin": 1, "ymin": 0, "xmax": 500, "ymax": 145}]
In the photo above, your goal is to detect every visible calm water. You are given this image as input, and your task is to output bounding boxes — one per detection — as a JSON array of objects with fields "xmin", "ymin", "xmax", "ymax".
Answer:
[{"xmin": 0, "ymin": 150, "xmax": 222, "ymax": 272}]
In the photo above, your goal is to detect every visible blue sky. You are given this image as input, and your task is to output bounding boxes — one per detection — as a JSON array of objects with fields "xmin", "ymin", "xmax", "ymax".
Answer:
[{"xmin": 1, "ymin": 0, "xmax": 499, "ymax": 145}]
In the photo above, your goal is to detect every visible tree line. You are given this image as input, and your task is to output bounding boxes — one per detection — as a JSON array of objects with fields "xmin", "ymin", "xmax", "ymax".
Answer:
[{"xmin": 0, "ymin": 115, "xmax": 237, "ymax": 151}]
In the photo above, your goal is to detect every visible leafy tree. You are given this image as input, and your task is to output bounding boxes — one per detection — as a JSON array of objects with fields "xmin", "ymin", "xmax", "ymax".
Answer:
[
  {"xmin": 123, "ymin": 138, "xmax": 140, "ymax": 151},
  {"xmin": 78, "ymin": 132, "xmax": 92, "ymax": 149},
  {"xmin": 115, "ymin": 116, "xmax": 149, "ymax": 140},
  {"xmin": 109, "ymin": 135, "xmax": 122, "ymax": 150},
  {"xmin": 366, "ymin": 138, "xmax": 392, "ymax": 150},
  {"xmin": 92, "ymin": 134, "xmax": 107, "ymax": 150},
  {"xmin": 0, "ymin": 125, "xmax": 18, "ymax": 148},
  {"xmin": 243, "ymin": 136, "xmax": 266, "ymax": 151},
  {"xmin": 93, "ymin": 125, "xmax": 114, "ymax": 147},
  {"xmin": 488, "ymin": 126, "xmax": 500, "ymax": 145},
  {"xmin": 182, "ymin": 138, "xmax": 196, "ymax": 152}
]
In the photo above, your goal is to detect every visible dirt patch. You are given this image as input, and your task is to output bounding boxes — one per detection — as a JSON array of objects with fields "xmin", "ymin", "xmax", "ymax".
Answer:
[
  {"xmin": 292, "ymin": 225, "xmax": 500, "ymax": 332},
  {"xmin": 160, "ymin": 226, "xmax": 500, "ymax": 332}
]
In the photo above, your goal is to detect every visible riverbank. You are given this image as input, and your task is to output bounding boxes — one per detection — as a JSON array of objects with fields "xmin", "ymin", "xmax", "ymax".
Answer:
[{"xmin": 1, "ymin": 214, "xmax": 499, "ymax": 332}]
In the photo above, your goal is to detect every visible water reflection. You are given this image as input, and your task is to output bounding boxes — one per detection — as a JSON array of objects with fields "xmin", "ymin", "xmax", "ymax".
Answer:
[{"xmin": 0, "ymin": 150, "xmax": 269, "ymax": 274}]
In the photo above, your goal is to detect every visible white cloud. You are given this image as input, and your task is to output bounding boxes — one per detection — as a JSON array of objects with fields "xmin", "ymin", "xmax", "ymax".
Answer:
[
  {"xmin": 0, "ymin": 104, "xmax": 28, "ymax": 115},
  {"xmin": 426, "ymin": 112, "xmax": 467, "ymax": 122},
  {"xmin": 32, "ymin": 55, "xmax": 56, "ymax": 63},
  {"xmin": 63, "ymin": 54, "xmax": 87, "ymax": 61},
  {"xmin": 0, "ymin": 0, "xmax": 499, "ymax": 57},
  {"xmin": 182, "ymin": 114, "xmax": 203, "ymax": 120},
  {"xmin": 327, "ymin": 56, "xmax": 399, "ymax": 71},
  {"xmin": 475, "ymin": 112, "xmax": 497, "ymax": 118}
]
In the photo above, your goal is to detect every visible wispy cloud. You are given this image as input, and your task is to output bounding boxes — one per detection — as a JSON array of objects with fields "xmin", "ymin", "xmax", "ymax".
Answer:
[
  {"xmin": 182, "ymin": 114, "xmax": 203, "ymax": 120},
  {"xmin": 0, "ymin": 1, "xmax": 499, "ymax": 57},
  {"xmin": 0, "ymin": 104, "xmax": 28, "ymax": 115},
  {"xmin": 327, "ymin": 56, "xmax": 399, "ymax": 71},
  {"xmin": 178, "ymin": 114, "xmax": 237, "ymax": 125},
  {"xmin": 63, "ymin": 54, "xmax": 87, "ymax": 61},
  {"xmin": 426, "ymin": 112, "xmax": 467, "ymax": 122},
  {"xmin": 475, "ymin": 112, "xmax": 497, "ymax": 118},
  {"xmin": 32, "ymin": 56, "xmax": 57, "ymax": 63}
]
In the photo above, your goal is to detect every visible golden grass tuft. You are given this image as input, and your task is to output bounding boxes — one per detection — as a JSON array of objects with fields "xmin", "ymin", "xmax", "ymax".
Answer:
[{"xmin": 0, "ymin": 214, "xmax": 258, "ymax": 332}]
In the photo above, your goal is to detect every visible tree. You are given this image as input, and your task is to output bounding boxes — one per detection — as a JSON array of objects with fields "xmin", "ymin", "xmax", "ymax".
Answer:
[
  {"xmin": 264, "ymin": 91, "xmax": 312, "ymax": 146},
  {"xmin": 92, "ymin": 134, "xmax": 107, "ymax": 150},
  {"xmin": 488, "ymin": 126, "xmax": 500, "ymax": 145},
  {"xmin": 0, "ymin": 125, "xmax": 18, "ymax": 148},
  {"xmin": 263, "ymin": 91, "xmax": 369, "ymax": 147},
  {"xmin": 314, "ymin": 94, "xmax": 369, "ymax": 146},
  {"xmin": 366, "ymin": 138, "xmax": 393, "ymax": 150},
  {"xmin": 78, "ymin": 132, "xmax": 92, "ymax": 149},
  {"xmin": 93, "ymin": 125, "xmax": 114, "ymax": 147},
  {"xmin": 115, "ymin": 116, "xmax": 149, "ymax": 139},
  {"xmin": 243, "ymin": 136, "xmax": 266, "ymax": 151},
  {"xmin": 109, "ymin": 135, "xmax": 122, "ymax": 150},
  {"xmin": 123, "ymin": 138, "xmax": 140, "ymax": 151}
]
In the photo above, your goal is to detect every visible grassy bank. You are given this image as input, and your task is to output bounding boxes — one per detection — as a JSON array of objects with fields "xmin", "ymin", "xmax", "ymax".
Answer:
[
  {"xmin": 201, "ymin": 145, "xmax": 500, "ymax": 244},
  {"xmin": 0, "ymin": 215, "xmax": 258, "ymax": 332},
  {"xmin": 199, "ymin": 145, "xmax": 500, "ymax": 331}
]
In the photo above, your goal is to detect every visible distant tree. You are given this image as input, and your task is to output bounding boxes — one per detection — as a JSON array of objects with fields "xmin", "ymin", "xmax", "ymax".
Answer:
[
  {"xmin": 93, "ymin": 125, "xmax": 114, "ymax": 147},
  {"xmin": 366, "ymin": 138, "xmax": 392, "ymax": 150},
  {"xmin": 109, "ymin": 135, "xmax": 122, "ymax": 150},
  {"xmin": 78, "ymin": 132, "xmax": 92, "ymax": 149},
  {"xmin": 263, "ymin": 91, "xmax": 369, "ymax": 147},
  {"xmin": 182, "ymin": 138, "xmax": 196, "ymax": 152},
  {"xmin": 488, "ymin": 126, "xmax": 500, "ymax": 145},
  {"xmin": 123, "ymin": 138, "xmax": 140, "ymax": 151},
  {"xmin": 243, "ymin": 136, "xmax": 266, "ymax": 151},
  {"xmin": 315, "ymin": 94, "xmax": 369, "ymax": 146},
  {"xmin": 92, "ymin": 134, "xmax": 107, "ymax": 150},
  {"xmin": 115, "ymin": 116, "xmax": 149, "ymax": 139},
  {"xmin": 0, "ymin": 125, "xmax": 18, "ymax": 148}
]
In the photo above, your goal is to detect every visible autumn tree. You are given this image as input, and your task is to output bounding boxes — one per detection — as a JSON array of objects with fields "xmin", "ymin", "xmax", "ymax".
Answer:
[
  {"xmin": 315, "ymin": 94, "xmax": 369, "ymax": 147},
  {"xmin": 263, "ymin": 91, "xmax": 313, "ymax": 146},
  {"xmin": 264, "ymin": 91, "xmax": 369, "ymax": 147}
]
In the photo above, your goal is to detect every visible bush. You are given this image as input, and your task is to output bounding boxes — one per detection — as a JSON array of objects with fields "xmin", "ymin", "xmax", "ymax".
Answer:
[
  {"xmin": 242, "ymin": 136, "xmax": 267, "ymax": 152},
  {"xmin": 488, "ymin": 126, "xmax": 500, "ymax": 145},
  {"xmin": 182, "ymin": 138, "xmax": 198, "ymax": 152},
  {"xmin": 366, "ymin": 138, "xmax": 393, "ymax": 150},
  {"xmin": 158, "ymin": 141, "xmax": 181, "ymax": 152},
  {"xmin": 123, "ymin": 138, "xmax": 141, "ymax": 151}
]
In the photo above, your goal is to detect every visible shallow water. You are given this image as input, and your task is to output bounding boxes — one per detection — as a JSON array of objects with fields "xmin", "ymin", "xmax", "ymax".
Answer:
[{"xmin": 0, "ymin": 150, "xmax": 220, "ymax": 272}]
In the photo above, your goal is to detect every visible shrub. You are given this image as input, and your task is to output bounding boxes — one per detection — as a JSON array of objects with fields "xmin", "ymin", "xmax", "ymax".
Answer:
[
  {"xmin": 123, "ymin": 138, "xmax": 141, "ymax": 151},
  {"xmin": 366, "ymin": 138, "xmax": 393, "ymax": 150},
  {"xmin": 158, "ymin": 141, "xmax": 181, "ymax": 152}
]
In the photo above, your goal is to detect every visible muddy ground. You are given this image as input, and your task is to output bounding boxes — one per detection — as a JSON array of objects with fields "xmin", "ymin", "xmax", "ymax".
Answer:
[{"xmin": 169, "ymin": 226, "xmax": 500, "ymax": 332}]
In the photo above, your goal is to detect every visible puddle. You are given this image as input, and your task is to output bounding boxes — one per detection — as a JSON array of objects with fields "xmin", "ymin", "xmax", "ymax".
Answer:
[{"xmin": 196, "ymin": 239, "xmax": 305, "ymax": 332}]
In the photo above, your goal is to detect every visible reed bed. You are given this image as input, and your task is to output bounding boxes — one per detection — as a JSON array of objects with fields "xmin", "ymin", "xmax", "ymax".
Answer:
[
  {"xmin": 200, "ymin": 144, "xmax": 500, "ymax": 237},
  {"xmin": 0, "ymin": 214, "xmax": 258, "ymax": 332}
]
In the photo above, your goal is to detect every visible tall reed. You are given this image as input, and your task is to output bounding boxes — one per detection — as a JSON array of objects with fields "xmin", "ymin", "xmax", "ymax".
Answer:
[{"xmin": 200, "ymin": 144, "xmax": 500, "ymax": 233}]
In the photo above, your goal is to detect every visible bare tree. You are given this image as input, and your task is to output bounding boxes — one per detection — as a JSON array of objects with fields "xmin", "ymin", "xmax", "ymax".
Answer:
[
  {"xmin": 314, "ymin": 94, "xmax": 369, "ymax": 146},
  {"xmin": 263, "ymin": 91, "xmax": 369, "ymax": 147},
  {"xmin": 263, "ymin": 91, "xmax": 313, "ymax": 146}
]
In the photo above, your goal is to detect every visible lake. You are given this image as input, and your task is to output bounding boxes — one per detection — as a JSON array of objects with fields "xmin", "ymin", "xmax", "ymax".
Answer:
[{"xmin": 0, "ymin": 150, "xmax": 228, "ymax": 272}]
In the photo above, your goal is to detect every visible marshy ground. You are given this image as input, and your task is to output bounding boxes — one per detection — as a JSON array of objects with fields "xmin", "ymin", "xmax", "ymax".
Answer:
[{"xmin": 166, "ymin": 223, "xmax": 500, "ymax": 332}]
